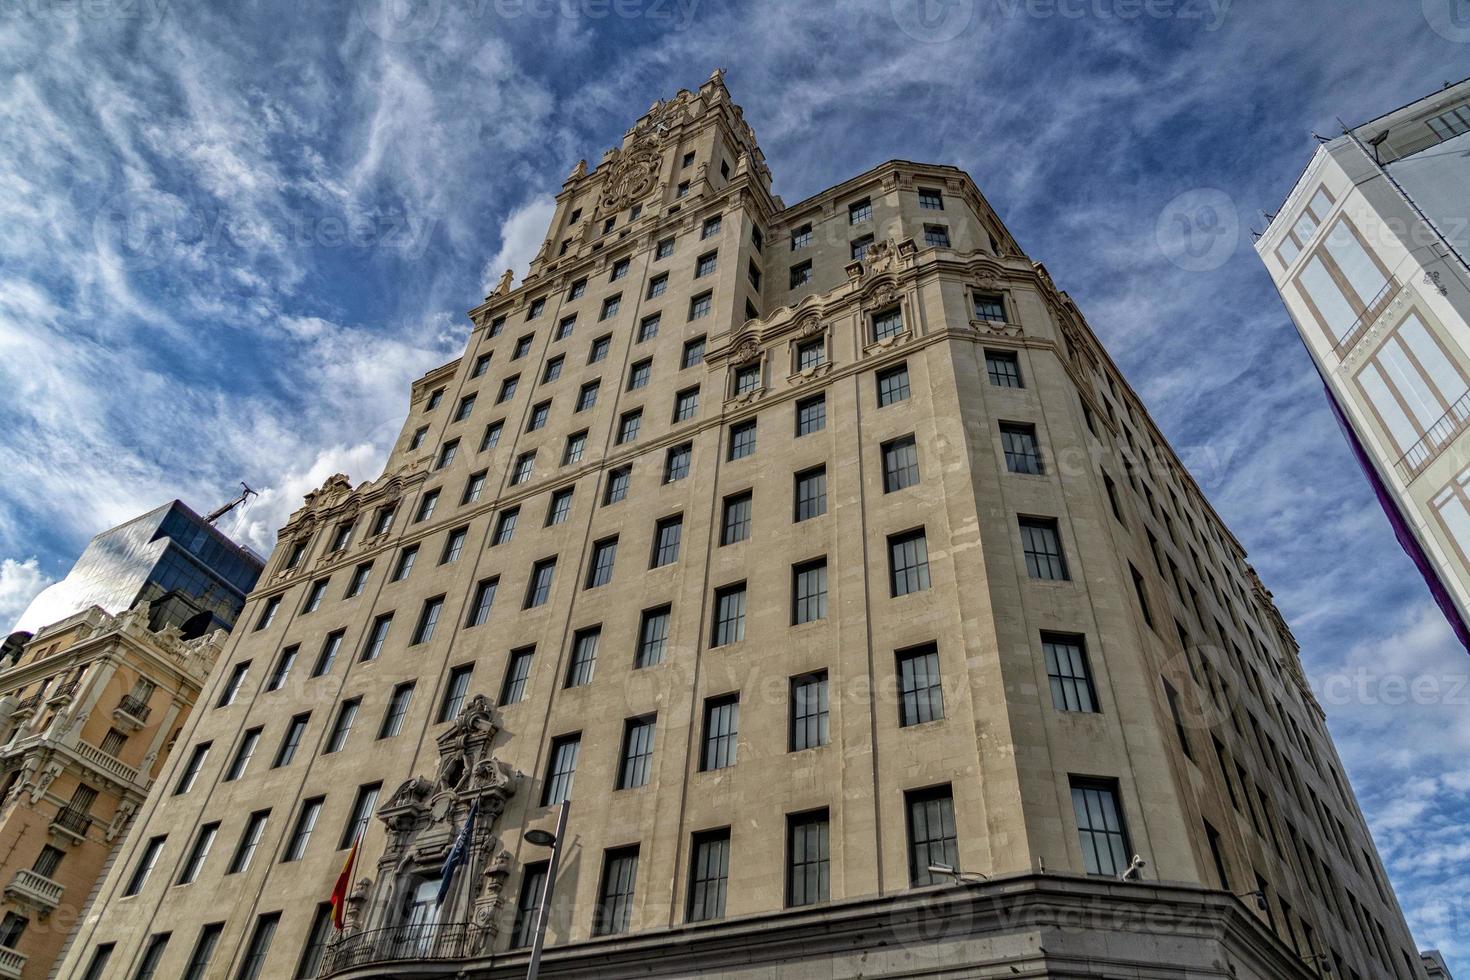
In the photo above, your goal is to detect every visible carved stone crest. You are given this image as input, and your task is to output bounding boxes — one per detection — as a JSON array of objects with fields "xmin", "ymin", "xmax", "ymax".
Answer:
[
  {"xmin": 732, "ymin": 337, "xmax": 762, "ymax": 364},
  {"xmin": 599, "ymin": 140, "xmax": 661, "ymax": 213}
]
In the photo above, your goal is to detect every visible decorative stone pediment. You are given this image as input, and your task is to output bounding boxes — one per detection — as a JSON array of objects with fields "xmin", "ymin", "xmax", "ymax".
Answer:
[{"xmin": 303, "ymin": 473, "xmax": 353, "ymax": 511}]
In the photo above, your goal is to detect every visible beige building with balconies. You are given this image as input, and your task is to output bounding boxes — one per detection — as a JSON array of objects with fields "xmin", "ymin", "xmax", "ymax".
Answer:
[
  {"xmin": 1256, "ymin": 77, "xmax": 1470, "ymax": 649},
  {"xmin": 58, "ymin": 71, "xmax": 1426, "ymax": 979},
  {"xmin": 0, "ymin": 604, "xmax": 226, "ymax": 979}
]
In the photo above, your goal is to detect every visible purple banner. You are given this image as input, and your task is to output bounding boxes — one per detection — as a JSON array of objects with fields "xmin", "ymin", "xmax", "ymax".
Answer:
[{"xmin": 1322, "ymin": 379, "xmax": 1470, "ymax": 654}]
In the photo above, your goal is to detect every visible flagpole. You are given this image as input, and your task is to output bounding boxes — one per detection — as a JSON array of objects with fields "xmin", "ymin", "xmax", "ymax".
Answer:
[{"xmin": 526, "ymin": 800, "xmax": 569, "ymax": 980}]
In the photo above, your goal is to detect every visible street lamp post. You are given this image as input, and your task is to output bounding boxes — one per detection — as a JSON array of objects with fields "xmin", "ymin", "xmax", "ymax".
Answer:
[{"xmin": 524, "ymin": 800, "xmax": 569, "ymax": 980}]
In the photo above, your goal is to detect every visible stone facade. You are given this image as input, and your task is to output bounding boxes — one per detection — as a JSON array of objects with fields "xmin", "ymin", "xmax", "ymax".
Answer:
[
  {"xmin": 59, "ymin": 72, "xmax": 1424, "ymax": 979},
  {"xmin": 0, "ymin": 604, "xmax": 224, "ymax": 979}
]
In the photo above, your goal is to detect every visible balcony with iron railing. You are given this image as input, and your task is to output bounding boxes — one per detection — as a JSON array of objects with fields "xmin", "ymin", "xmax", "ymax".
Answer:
[
  {"xmin": 1331, "ymin": 277, "xmax": 1401, "ymax": 360},
  {"xmin": 115, "ymin": 694, "xmax": 152, "ymax": 724},
  {"xmin": 46, "ymin": 680, "xmax": 78, "ymax": 703},
  {"xmin": 4, "ymin": 868, "xmax": 62, "ymax": 913},
  {"xmin": 13, "ymin": 693, "xmax": 43, "ymax": 714},
  {"xmin": 1397, "ymin": 390, "xmax": 1470, "ymax": 481},
  {"xmin": 320, "ymin": 922, "xmax": 477, "ymax": 976},
  {"xmin": 49, "ymin": 805, "xmax": 92, "ymax": 841}
]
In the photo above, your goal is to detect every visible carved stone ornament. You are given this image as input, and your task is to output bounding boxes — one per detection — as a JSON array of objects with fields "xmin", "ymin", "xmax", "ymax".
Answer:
[
  {"xmin": 303, "ymin": 473, "xmax": 353, "ymax": 512},
  {"xmin": 599, "ymin": 139, "xmax": 662, "ymax": 213},
  {"xmin": 567, "ymin": 159, "xmax": 587, "ymax": 182},
  {"xmin": 492, "ymin": 269, "xmax": 514, "ymax": 297},
  {"xmin": 864, "ymin": 238, "xmax": 901, "ymax": 276},
  {"xmin": 797, "ymin": 316, "xmax": 824, "ymax": 338},
  {"xmin": 732, "ymin": 337, "xmax": 762, "ymax": 364}
]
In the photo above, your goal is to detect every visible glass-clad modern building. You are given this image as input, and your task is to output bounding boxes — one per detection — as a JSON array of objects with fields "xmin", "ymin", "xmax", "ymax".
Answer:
[{"xmin": 11, "ymin": 501, "xmax": 263, "ymax": 637}]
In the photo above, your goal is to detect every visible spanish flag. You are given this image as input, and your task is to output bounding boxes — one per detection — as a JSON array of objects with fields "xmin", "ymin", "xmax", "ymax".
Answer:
[{"xmin": 330, "ymin": 835, "xmax": 360, "ymax": 930}]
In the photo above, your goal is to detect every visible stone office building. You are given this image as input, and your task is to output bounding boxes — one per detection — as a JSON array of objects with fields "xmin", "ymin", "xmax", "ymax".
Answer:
[{"xmin": 59, "ymin": 72, "xmax": 1426, "ymax": 979}]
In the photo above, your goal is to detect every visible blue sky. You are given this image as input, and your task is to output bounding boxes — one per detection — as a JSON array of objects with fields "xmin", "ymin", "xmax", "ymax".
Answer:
[{"xmin": 2, "ymin": 0, "xmax": 1468, "ymax": 966}]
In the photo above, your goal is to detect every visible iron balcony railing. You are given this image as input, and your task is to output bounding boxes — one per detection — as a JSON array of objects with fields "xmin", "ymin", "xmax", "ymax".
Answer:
[
  {"xmin": 14, "ymin": 693, "xmax": 43, "ymax": 712},
  {"xmin": 116, "ymin": 695, "xmax": 152, "ymax": 722},
  {"xmin": 1397, "ymin": 390, "xmax": 1470, "ymax": 481},
  {"xmin": 1331, "ymin": 277, "xmax": 1400, "ymax": 360},
  {"xmin": 50, "ymin": 806, "xmax": 92, "ymax": 838},
  {"xmin": 320, "ymin": 921, "xmax": 476, "ymax": 976},
  {"xmin": 47, "ymin": 680, "xmax": 78, "ymax": 702}
]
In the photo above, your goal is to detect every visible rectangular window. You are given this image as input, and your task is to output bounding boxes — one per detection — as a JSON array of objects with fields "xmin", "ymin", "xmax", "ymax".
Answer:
[
  {"xmin": 339, "ymin": 783, "xmax": 382, "ymax": 849},
  {"xmin": 986, "ymin": 350, "xmax": 1022, "ymax": 387},
  {"xmin": 575, "ymin": 380, "xmax": 599, "ymax": 412},
  {"xmin": 408, "ymin": 425, "xmax": 429, "ymax": 451},
  {"xmin": 701, "ymin": 694, "xmax": 739, "ymax": 770},
  {"xmin": 123, "ymin": 836, "xmax": 166, "ymax": 895},
  {"xmin": 328, "ymin": 520, "xmax": 354, "ymax": 552},
  {"xmin": 733, "ymin": 362, "xmax": 761, "ymax": 394},
  {"xmin": 682, "ymin": 336, "xmax": 706, "ymax": 368},
  {"xmin": 790, "ymin": 671, "xmax": 829, "ymax": 751},
  {"xmin": 228, "ymin": 810, "xmax": 270, "ymax": 874},
  {"xmin": 345, "ymin": 563, "xmax": 373, "ymax": 598},
  {"xmin": 176, "ymin": 822, "xmax": 218, "ymax": 884},
  {"xmin": 1020, "ymin": 517, "xmax": 1069, "ymax": 580},
  {"xmin": 324, "ymin": 700, "xmax": 358, "ymax": 754},
  {"xmin": 410, "ymin": 596, "xmax": 444, "ymax": 644},
  {"xmin": 587, "ymin": 537, "xmax": 618, "ymax": 588},
  {"xmin": 378, "ymin": 683, "xmax": 414, "ymax": 738},
  {"xmin": 889, "ymin": 528, "xmax": 931, "ymax": 596},
  {"xmin": 747, "ymin": 258, "xmax": 761, "ymax": 289},
  {"xmin": 791, "ymin": 223, "xmax": 812, "ymax": 250},
  {"xmin": 882, "ymin": 435, "xmax": 920, "ymax": 491},
  {"xmin": 848, "ymin": 198, "xmax": 872, "ymax": 224},
  {"xmin": 618, "ymin": 715, "xmax": 656, "ymax": 789},
  {"xmin": 696, "ymin": 250, "xmax": 718, "ymax": 277},
  {"xmin": 273, "ymin": 713, "xmax": 309, "ymax": 767},
  {"xmin": 700, "ymin": 214, "xmax": 721, "ymax": 239},
  {"xmin": 512, "ymin": 451, "xmax": 535, "ymax": 485},
  {"xmin": 589, "ymin": 335, "xmax": 610, "ymax": 363},
  {"xmin": 438, "ymin": 665, "xmax": 474, "ymax": 722},
  {"xmin": 253, "ymin": 597, "xmax": 279, "ymax": 631},
  {"xmin": 224, "ymin": 728, "xmax": 261, "ymax": 781},
  {"xmin": 480, "ymin": 420, "xmax": 503, "ymax": 451},
  {"xmin": 664, "ymin": 443, "xmax": 692, "ymax": 482},
  {"xmin": 415, "ymin": 489, "xmax": 440, "ymax": 522},
  {"xmin": 1070, "ymin": 777, "xmax": 1131, "ymax": 876},
  {"xmin": 79, "ymin": 944, "xmax": 113, "ymax": 980},
  {"xmin": 526, "ymin": 298, "xmax": 545, "ymax": 320},
  {"xmin": 1043, "ymin": 633, "xmax": 1098, "ymax": 712},
  {"xmin": 652, "ymin": 515, "xmax": 682, "ymax": 567},
  {"xmin": 454, "ymin": 393, "xmax": 476, "ymax": 422},
  {"xmin": 497, "ymin": 375, "xmax": 519, "ymax": 403},
  {"xmin": 687, "ymin": 829, "xmax": 730, "ymax": 923},
  {"xmin": 1130, "ymin": 563, "xmax": 1155, "ymax": 628},
  {"xmin": 604, "ymin": 466, "xmax": 630, "ymax": 504},
  {"xmin": 566, "ymin": 628, "xmax": 600, "ymax": 687},
  {"xmin": 877, "ymin": 363, "xmax": 910, "ymax": 405},
  {"xmin": 786, "ymin": 810, "xmax": 830, "ymax": 907},
  {"xmin": 918, "ymin": 187, "xmax": 944, "ymax": 209},
  {"xmin": 525, "ymin": 558, "xmax": 557, "ymax": 608},
  {"xmin": 133, "ymin": 934, "xmax": 168, "ymax": 980},
  {"xmin": 795, "ymin": 394, "xmax": 825, "ymax": 436},
  {"xmin": 546, "ymin": 488, "xmax": 574, "ymax": 525},
  {"xmin": 610, "ymin": 257, "xmax": 630, "ymax": 281},
  {"xmin": 182, "ymin": 924, "xmax": 223, "ymax": 980},
  {"xmin": 510, "ymin": 863, "xmax": 549, "ymax": 949},
  {"xmin": 391, "ymin": 545, "xmax": 418, "ymax": 582},
  {"xmin": 501, "ymin": 647, "xmax": 534, "ymax": 704},
  {"xmin": 174, "ymin": 742, "xmax": 211, "ymax": 795},
  {"xmin": 974, "ymin": 293, "xmax": 1006, "ymax": 321},
  {"xmin": 302, "ymin": 578, "xmax": 328, "ymax": 613},
  {"xmin": 656, "ymin": 236, "xmax": 675, "ymax": 259},
  {"xmin": 1001, "ymin": 422, "xmax": 1042, "ymax": 474},
  {"xmin": 906, "ymin": 785, "xmax": 959, "ymax": 885},
  {"xmin": 1165, "ymin": 678, "xmax": 1191, "ymax": 758},
  {"xmin": 792, "ymin": 558, "xmax": 828, "ymax": 624},
  {"xmin": 636, "ymin": 315, "xmax": 661, "ymax": 346},
  {"xmin": 721, "ymin": 491, "xmax": 752, "ymax": 544},
  {"xmin": 627, "ymin": 358, "xmax": 651, "ymax": 390},
  {"xmin": 543, "ymin": 734, "xmax": 580, "ymax": 805},
  {"xmin": 218, "ymin": 660, "xmax": 251, "ymax": 706},
  {"xmin": 673, "ymin": 387, "xmax": 700, "ymax": 422},
  {"xmin": 793, "ymin": 466, "xmax": 827, "ymax": 522},
  {"xmin": 796, "ymin": 338, "xmax": 824, "ymax": 371},
  {"xmin": 527, "ymin": 401, "xmax": 550, "ymax": 431},
  {"xmin": 712, "ymin": 583, "xmax": 747, "ymax": 646},
  {"xmin": 789, "ymin": 260, "xmax": 813, "ymax": 289},
  {"xmin": 266, "ymin": 647, "xmax": 297, "ymax": 691},
  {"xmin": 555, "ymin": 314, "xmax": 576, "ymax": 340},
  {"xmin": 492, "ymin": 508, "xmax": 519, "ymax": 546},
  {"xmin": 689, "ymin": 292, "xmax": 712, "ymax": 319},
  {"xmin": 513, "ymin": 335, "xmax": 533, "ymax": 359},
  {"xmin": 594, "ymin": 847, "xmax": 640, "ymax": 936},
  {"xmin": 370, "ymin": 504, "xmax": 396, "ymax": 536},
  {"xmin": 897, "ymin": 643, "xmax": 944, "ymax": 726},
  {"xmin": 294, "ymin": 903, "xmax": 334, "ymax": 980},
  {"xmin": 237, "ymin": 912, "xmax": 280, "ymax": 980},
  {"xmin": 636, "ymin": 606, "xmax": 671, "ymax": 668},
  {"xmin": 436, "ymin": 440, "xmax": 458, "ymax": 470},
  {"xmin": 646, "ymin": 274, "xmax": 668, "ymax": 300},
  {"xmin": 542, "ymin": 355, "xmax": 564, "ymax": 384},
  {"xmin": 923, "ymin": 224, "xmax": 950, "ymax": 247},
  {"xmin": 617, "ymin": 410, "xmax": 642, "ymax": 444},
  {"xmin": 872, "ymin": 307, "xmax": 904, "ymax": 342},
  {"xmin": 440, "ymin": 526, "xmax": 467, "ymax": 564},
  {"xmin": 728, "ymin": 420, "xmax": 757, "ymax": 460},
  {"xmin": 851, "ymin": 234, "xmax": 874, "ymax": 261}
]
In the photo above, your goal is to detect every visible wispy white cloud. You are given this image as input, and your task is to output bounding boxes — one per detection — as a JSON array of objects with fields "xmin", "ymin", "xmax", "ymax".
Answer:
[{"xmin": 0, "ymin": 559, "xmax": 54, "ymax": 634}]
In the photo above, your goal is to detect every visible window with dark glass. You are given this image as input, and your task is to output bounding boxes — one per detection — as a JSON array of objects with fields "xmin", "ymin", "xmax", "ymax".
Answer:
[
  {"xmin": 1044, "ymin": 633, "xmax": 1097, "ymax": 712},
  {"xmin": 512, "ymin": 451, "xmax": 535, "ymax": 485},
  {"xmin": 512, "ymin": 334, "xmax": 533, "ymax": 359},
  {"xmin": 542, "ymin": 734, "xmax": 580, "ymax": 805},
  {"xmin": 882, "ymin": 435, "xmax": 920, "ymax": 491},
  {"xmin": 176, "ymin": 822, "xmax": 217, "ymax": 884},
  {"xmin": 410, "ymin": 596, "xmax": 444, "ymax": 645},
  {"xmin": 646, "ymin": 274, "xmax": 668, "ymax": 300},
  {"xmin": 793, "ymin": 466, "xmax": 826, "ymax": 522},
  {"xmin": 789, "ymin": 260, "xmax": 813, "ymax": 289},
  {"xmin": 673, "ymin": 387, "xmax": 699, "ymax": 422},
  {"xmin": 664, "ymin": 443, "xmax": 692, "ymax": 482},
  {"xmin": 733, "ymin": 362, "xmax": 760, "ymax": 394},
  {"xmin": 464, "ymin": 577, "xmax": 497, "ymax": 629},
  {"xmin": 408, "ymin": 425, "xmax": 429, "ymax": 451},
  {"xmin": 617, "ymin": 410, "xmax": 642, "ymax": 444},
  {"xmin": 652, "ymin": 515, "xmax": 682, "ymax": 568},
  {"xmin": 542, "ymin": 355, "xmax": 564, "ymax": 385},
  {"xmin": 848, "ymin": 198, "xmax": 872, "ymax": 224},
  {"xmin": 454, "ymin": 393, "xmax": 476, "ymax": 422},
  {"xmin": 527, "ymin": 401, "xmax": 550, "ymax": 432},
  {"xmin": 701, "ymin": 214, "xmax": 721, "ymax": 239},
  {"xmin": 555, "ymin": 314, "xmax": 576, "ymax": 340},
  {"xmin": 656, "ymin": 236, "xmax": 675, "ymax": 259},
  {"xmin": 973, "ymin": 293, "xmax": 1006, "ymax": 321},
  {"xmin": 1070, "ymin": 778, "xmax": 1130, "ymax": 876},
  {"xmin": 918, "ymin": 187, "xmax": 944, "ymax": 210},
  {"xmin": 378, "ymin": 683, "xmax": 414, "ymax": 738},
  {"xmin": 897, "ymin": 643, "xmax": 944, "ymax": 726},
  {"xmin": 480, "ymin": 420, "xmax": 503, "ymax": 451},
  {"xmin": 266, "ymin": 647, "xmax": 296, "ymax": 691},
  {"xmin": 525, "ymin": 558, "xmax": 557, "ymax": 608},
  {"xmin": 426, "ymin": 387, "xmax": 445, "ymax": 410},
  {"xmin": 1020, "ymin": 518, "xmax": 1068, "ymax": 580},
  {"xmin": 791, "ymin": 223, "xmax": 812, "ymax": 250},
  {"xmin": 174, "ymin": 742, "xmax": 211, "ymax": 794},
  {"xmin": 701, "ymin": 694, "xmax": 739, "ymax": 770},
  {"xmin": 273, "ymin": 714, "xmax": 309, "ymax": 767},
  {"xmin": 283, "ymin": 798, "xmax": 322, "ymax": 860},
  {"xmin": 712, "ymin": 583, "xmax": 746, "ymax": 646},
  {"xmin": 594, "ymin": 847, "xmax": 640, "ymax": 936},
  {"xmin": 618, "ymin": 715, "xmax": 656, "ymax": 789},
  {"xmin": 728, "ymin": 420, "xmax": 757, "ymax": 460},
  {"xmin": 565, "ymin": 628, "xmax": 599, "ymax": 688},
  {"xmin": 604, "ymin": 466, "xmax": 630, "ymax": 505},
  {"xmin": 181, "ymin": 924, "xmax": 223, "ymax": 980},
  {"xmin": 687, "ymin": 829, "xmax": 730, "ymax": 923},
  {"xmin": 501, "ymin": 647, "xmax": 534, "ymax": 704},
  {"xmin": 851, "ymin": 234, "xmax": 873, "ymax": 261},
  {"xmin": 985, "ymin": 349, "xmax": 1022, "ymax": 387},
  {"xmin": 872, "ymin": 307, "xmax": 904, "ymax": 342},
  {"xmin": 627, "ymin": 359, "xmax": 652, "ymax": 392},
  {"xmin": 589, "ymin": 334, "xmax": 611, "ymax": 363},
  {"xmin": 311, "ymin": 631, "xmax": 343, "ymax": 677},
  {"xmin": 497, "ymin": 375, "xmax": 519, "ymax": 403},
  {"xmin": 599, "ymin": 294, "xmax": 621, "ymax": 321},
  {"xmin": 792, "ymin": 558, "xmax": 828, "ymax": 625},
  {"xmin": 415, "ymin": 488, "xmax": 440, "ymax": 522},
  {"xmin": 587, "ymin": 537, "xmax": 618, "ymax": 588},
  {"xmin": 695, "ymin": 250, "xmax": 717, "ymax": 278},
  {"xmin": 294, "ymin": 904, "xmax": 334, "ymax": 980},
  {"xmin": 747, "ymin": 258, "xmax": 761, "ymax": 289},
  {"xmin": 923, "ymin": 224, "xmax": 950, "ymax": 247},
  {"xmin": 1001, "ymin": 422, "xmax": 1042, "ymax": 474},
  {"xmin": 492, "ymin": 507, "xmax": 519, "ymax": 546},
  {"xmin": 228, "ymin": 810, "xmax": 270, "ymax": 874},
  {"xmin": 610, "ymin": 257, "xmax": 630, "ymax": 281},
  {"xmin": 544, "ymin": 487, "xmax": 573, "ymax": 526},
  {"xmin": 889, "ymin": 528, "xmax": 931, "ymax": 596},
  {"xmin": 689, "ymin": 291, "xmax": 712, "ymax": 319},
  {"xmin": 682, "ymin": 336, "xmax": 706, "ymax": 368},
  {"xmin": 439, "ymin": 665, "xmax": 474, "ymax": 722},
  {"xmin": 254, "ymin": 597, "xmax": 279, "ymax": 631},
  {"xmin": 906, "ymin": 785, "xmax": 958, "ymax": 885},
  {"xmin": 391, "ymin": 544, "xmax": 418, "ymax": 581},
  {"xmin": 786, "ymin": 809, "xmax": 829, "ymax": 907},
  {"xmin": 324, "ymin": 701, "xmax": 357, "ymax": 754},
  {"xmin": 636, "ymin": 606, "xmax": 671, "ymax": 668},
  {"xmin": 124, "ymin": 836, "xmax": 166, "ymax": 895},
  {"xmin": 721, "ymin": 491, "xmax": 752, "ymax": 544},
  {"xmin": 790, "ymin": 671, "xmax": 829, "ymax": 751},
  {"xmin": 439, "ymin": 526, "xmax": 467, "ymax": 565},
  {"xmin": 218, "ymin": 660, "xmax": 251, "ymax": 706}
]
